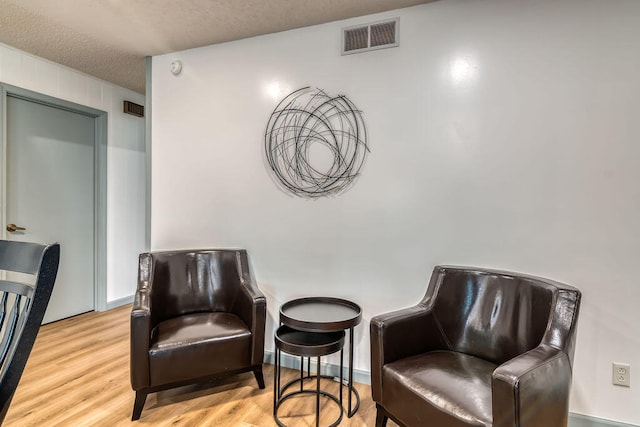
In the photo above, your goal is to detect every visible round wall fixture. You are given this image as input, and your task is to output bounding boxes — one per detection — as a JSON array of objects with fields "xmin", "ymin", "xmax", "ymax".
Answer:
[
  {"xmin": 264, "ymin": 87, "xmax": 370, "ymax": 198},
  {"xmin": 170, "ymin": 60, "xmax": 182, "ymax": 76}
]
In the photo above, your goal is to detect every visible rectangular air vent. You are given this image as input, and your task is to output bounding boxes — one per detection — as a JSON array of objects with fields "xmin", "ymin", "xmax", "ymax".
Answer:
[
  {"xmin": 342, "ymin": 18, "xmax": 399, "ymax": 55},
  {"xmin": 344, "ymin": 26, "xmax": 369, "ymax": 52},
  {"xmin": 123, "ymin": 100, "xmax": 144, "ymax": 117}
]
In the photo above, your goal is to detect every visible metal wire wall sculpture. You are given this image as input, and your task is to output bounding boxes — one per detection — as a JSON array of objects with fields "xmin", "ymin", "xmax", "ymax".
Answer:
[{"xmin": 264, "ymin": 87, "xmax": 370, "ymax": 198}]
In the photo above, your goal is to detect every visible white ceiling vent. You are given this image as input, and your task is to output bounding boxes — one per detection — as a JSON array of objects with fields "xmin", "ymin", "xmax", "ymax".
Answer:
[{"xmin": 342, "ymin": 18, "xmax": 399, "ymax": 55}]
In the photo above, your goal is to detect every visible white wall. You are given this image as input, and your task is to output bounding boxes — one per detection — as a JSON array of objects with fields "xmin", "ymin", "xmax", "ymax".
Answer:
[
  {"xmin": 0, "ymin": 42, "xmax": 146, "ymax": 304},
  {"xmin": 151, "ymin": 0, "xmax": 640, "ymax": 424}
]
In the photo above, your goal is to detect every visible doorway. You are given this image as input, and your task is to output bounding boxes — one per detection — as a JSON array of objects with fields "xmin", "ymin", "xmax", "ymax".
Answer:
[{"xmin": 0, "ymin": 84, "xmax": 107, "ymax": 323}]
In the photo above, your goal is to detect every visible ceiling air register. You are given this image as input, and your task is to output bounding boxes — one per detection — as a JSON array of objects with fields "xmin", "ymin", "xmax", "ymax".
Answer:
[{"xmin": 342, "ymin": 18, "xmax": 399, "ymax": 55}]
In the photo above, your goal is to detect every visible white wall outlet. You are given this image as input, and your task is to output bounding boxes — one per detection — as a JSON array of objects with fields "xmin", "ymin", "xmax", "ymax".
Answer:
[{"xmin": 613, "ymin": 362, "xmax": 631, "ymax": 387}]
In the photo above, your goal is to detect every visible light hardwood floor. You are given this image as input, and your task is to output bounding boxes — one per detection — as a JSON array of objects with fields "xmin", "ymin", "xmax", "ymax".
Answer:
[{"xmin": 5, "ymin": 305, "xmax": 399, "ymax": 426}]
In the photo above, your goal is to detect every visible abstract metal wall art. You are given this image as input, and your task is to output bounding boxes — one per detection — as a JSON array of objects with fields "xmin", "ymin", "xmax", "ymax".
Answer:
[{"xmin": 264, "ymin": 87, "xmax": 370, "ymax": 198}]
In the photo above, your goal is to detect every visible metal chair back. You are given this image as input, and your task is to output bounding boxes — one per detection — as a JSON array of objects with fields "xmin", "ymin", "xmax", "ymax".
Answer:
[{"xmin": 0, "ymin": 240, "xmax": 60, "ymax": 423}]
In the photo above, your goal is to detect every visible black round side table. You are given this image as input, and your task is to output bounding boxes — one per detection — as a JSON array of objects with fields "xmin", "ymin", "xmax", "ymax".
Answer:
[
  {"xmin": 279, "ymin": 297, "xmax": 362, "ymax": 417},
  {"xmin": 273, "ymin": 325, "xmax": 345, "ymax": 427}
]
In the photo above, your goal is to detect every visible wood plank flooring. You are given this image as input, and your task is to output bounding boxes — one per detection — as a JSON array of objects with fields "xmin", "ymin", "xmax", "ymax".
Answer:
[{"xmin": 5, "ymin": 305, "xmax": 399, "ymax": 426}]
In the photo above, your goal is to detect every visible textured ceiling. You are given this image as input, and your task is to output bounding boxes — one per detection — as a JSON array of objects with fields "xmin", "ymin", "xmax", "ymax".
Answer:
[{"xmin": 0, "ymin": 0, "xmax": 434, "ymax": 94}]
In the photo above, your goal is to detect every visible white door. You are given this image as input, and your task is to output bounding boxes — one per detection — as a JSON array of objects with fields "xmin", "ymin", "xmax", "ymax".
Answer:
[{"xmin": 6, "ymin": 95, "xmax": 95, "ymax": 323}]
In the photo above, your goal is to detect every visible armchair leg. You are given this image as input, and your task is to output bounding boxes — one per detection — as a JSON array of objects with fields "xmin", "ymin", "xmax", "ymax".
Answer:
[
  {"xmin": 375, "ymin": 407, "xmax": 388, "ymax": 427},
  {"xmin": 253, "ymin": 366, "xmax": 266, "ymax": 389},
  {"xmin": 132, "ymin": 390, "xmax": 148, "ymax": 421}
]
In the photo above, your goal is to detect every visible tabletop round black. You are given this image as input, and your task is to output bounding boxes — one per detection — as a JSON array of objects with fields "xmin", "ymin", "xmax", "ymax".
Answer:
[
  {"xmin": 275, "ymin": 325, "xmax": 345, "ymax": 358},
  {"xmin": 279, "ymin": 297, "xmax": 362, "ymax": 333}
]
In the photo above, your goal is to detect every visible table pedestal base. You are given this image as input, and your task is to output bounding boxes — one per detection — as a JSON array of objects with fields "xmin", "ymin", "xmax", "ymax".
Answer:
[{"xmin": 273, "ymin": 326, "xmax": 345, "ymax": 427}]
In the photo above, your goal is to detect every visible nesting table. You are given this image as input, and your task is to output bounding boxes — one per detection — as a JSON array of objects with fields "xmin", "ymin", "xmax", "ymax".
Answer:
[{"xmin": 273, "ymin": 297, "xmax": 362, "ymax": 426}]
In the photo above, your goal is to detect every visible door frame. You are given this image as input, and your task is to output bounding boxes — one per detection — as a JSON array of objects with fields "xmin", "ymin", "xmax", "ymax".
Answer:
[{"xmin": 0, "ymin": 83, "xmax": 108, "ymax": 312}]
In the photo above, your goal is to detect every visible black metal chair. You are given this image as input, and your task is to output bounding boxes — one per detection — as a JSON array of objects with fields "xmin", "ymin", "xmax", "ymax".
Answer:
[{"xmin": 0, "ymin": 240, "xmax": 60, "ymax": 423}]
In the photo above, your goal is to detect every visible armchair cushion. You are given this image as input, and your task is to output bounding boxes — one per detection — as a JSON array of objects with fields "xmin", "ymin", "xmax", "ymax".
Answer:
[
  {"xmin": 383, "ymin": 351, "xmax": 495, "ymax": 427},
  {"xmin": 149, "ymin": 312, "xmax": 252, "ymax": 386}
]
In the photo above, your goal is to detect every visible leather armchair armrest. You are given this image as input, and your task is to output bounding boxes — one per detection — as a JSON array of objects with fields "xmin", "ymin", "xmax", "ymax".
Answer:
[
  {"xmin": 237, "ymin": 277, "xmax": 266, "ymax": 366},
  {"xmin": 232, "ymin": 252, "xmax": 266, "ymax": 367},
  {"xmin": 492, "ymin": 345, "xmax": 572, "ymax": 427},
  {"xmin": 130, "ymin": 285, "xmax": 151, "ymax": 391},
  {"xmin": 370, "ymin": 304, "xmax": 446, "ymax": 402}
]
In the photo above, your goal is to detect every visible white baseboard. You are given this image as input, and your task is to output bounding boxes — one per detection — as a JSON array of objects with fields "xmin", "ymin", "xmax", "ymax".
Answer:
[
  {"xmin": 264, "ymin": 350, "xmax": 371, "ymax": 385},
  {"xmin": 569, "ymin": 413, "xmax": 639, "ymax": 427},
  {"xmin": 105, "ymin": 294, "xmax": 134, "ymax": 310},
  {"xmin": 263, "ymin": 351, "xmax": 638, "ymax": 427}
]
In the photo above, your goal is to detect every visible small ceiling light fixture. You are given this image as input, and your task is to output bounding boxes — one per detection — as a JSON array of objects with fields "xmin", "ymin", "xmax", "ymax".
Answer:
[{"xmin": 170, "ymin": 60, "xmax": 183, "ymax": 76}]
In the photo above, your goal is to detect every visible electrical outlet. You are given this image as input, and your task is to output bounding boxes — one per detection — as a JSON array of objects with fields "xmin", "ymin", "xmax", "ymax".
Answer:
[{"xmin": 613, "ymin": 362, "xmax": 630, "ymax": 387}]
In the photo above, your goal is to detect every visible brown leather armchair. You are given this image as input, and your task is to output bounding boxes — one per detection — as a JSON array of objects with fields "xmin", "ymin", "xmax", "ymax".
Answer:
[
  {"xmin": 370, "ymin": 265, "xmax": 581, "ymax": 427},
  {"xmin": 130, "ymin": 249, "xmax": 266, "ymax": 420}
]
